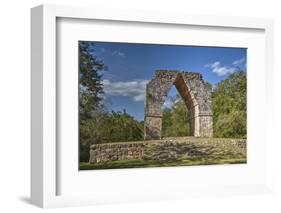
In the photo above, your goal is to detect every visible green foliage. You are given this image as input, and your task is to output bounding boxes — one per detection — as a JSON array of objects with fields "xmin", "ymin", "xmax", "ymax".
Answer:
[
  {"xmin": 162, "ymin": 95, "xmax": 189, "ymax": 137},
  {"xmin": 79, "ymin": 41, "xmax": 106, "ymax": 162},
  {"xmin": 212, "ymin": 71, "xmax": 247, "ymax": 138},
  {"xmin": 79, "ymin": 110, "xmax": 144, "ymax": 162},
  {"xmin": 79, "ymin": 41, "xmax": 106, "ymax": 119}
]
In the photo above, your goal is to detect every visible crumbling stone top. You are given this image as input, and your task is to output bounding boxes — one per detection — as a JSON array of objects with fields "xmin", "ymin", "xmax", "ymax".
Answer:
[{"xmin": 154, "ymin": 70, "xmax": 203, "ymax": 81}]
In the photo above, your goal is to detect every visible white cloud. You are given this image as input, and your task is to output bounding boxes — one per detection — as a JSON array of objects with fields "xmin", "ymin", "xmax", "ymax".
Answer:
[
  {"xmin": 103, "ymin": 79, "xmax": 148, "ymax": 102},
  {"xmin": 163, "ymin": 98, "xmax": 173, "ymax": 108},
  {"xmin": 232, "ymin": 57, "xmax": 245, "ymax": 66},
  {"xmin": 133, "ymin": 93, "xmax": 145, "ymax": 101},
  {"xmin": 205, "ymin": 61, "xmax": 235, "ymax": 76},
  {"xmin": 163, "ymin": 96, "xmax": 181, "ymax": 109},
  {"xmin": 112, "ymin": 50, "xmax": 125, "ymax": 57},
  {"xmin": 99, "ymin": 48, "xmax": 125, "ymax": 57},
  {"xmin": 207, "ymin": 61, "xmax": 220, "ymax": 68}
]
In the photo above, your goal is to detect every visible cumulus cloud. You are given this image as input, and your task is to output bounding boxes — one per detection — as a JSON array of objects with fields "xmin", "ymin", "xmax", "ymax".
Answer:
[
  {"xmin": 163, "ymin": 97, "xmax": 173, "ymax": 108},
  {"xmin": 112, "ymin": 50, "xmax": 125, "ymax": 57},
  {"xmin": 205, "ymin": 61, "xmax": 235, "ymax": 76},
  {"xmin": 232, "ymin": 57, "xmax": 245, "ymax": 67},
  {"xmin": 102, "ymin": 79, "xmax": 148, "ymax": 102},
  {"xmin": 99, "ymin": 48, "xmax": 125, "ymax": 57},
  {"xmin": 163, "ymin": 96, "xmax": 181, "ymax": 109}
]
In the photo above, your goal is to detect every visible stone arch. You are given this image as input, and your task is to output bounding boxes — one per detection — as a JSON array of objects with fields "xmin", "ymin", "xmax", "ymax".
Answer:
[{"xmin": 144, "ymin": 70, "xmax": 213, "ymax": 140}]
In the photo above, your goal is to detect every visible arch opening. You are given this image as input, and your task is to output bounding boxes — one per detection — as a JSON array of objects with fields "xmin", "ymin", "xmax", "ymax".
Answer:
[
  {"xmin": 161, "ymin": 86, "xmax": 190, "ymax": 137},
  {"xmin": 144, "ymin": 70, "xmax": 213, "ymax": 140},
  {"xmin": 161, "ymin": 73, "xmax": 198, "ymax": 137}
]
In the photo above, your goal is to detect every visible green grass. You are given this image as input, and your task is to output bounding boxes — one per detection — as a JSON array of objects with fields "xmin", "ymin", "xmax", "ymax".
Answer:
[{"xmin": 80, "ymin": 157, "xmax": 246, "ymax": 170}]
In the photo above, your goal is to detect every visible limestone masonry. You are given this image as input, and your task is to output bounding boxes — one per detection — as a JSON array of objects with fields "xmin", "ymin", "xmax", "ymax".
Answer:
[
  {"xmin": 144, "ymin": 70, "xmax": 213, "ymax": 140},
  {"xmin": 89, "ymin": 138, "xmax": 246, "ymax": 164}
]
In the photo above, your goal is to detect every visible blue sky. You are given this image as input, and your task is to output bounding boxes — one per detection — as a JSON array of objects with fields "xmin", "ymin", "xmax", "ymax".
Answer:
[{"xmin": 84, "ymin": 41, "xmax": 246, "ymax": 121}]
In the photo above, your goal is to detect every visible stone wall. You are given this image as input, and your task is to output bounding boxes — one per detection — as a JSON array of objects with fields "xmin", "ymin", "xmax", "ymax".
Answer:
[
  {"xmin": 144, "ymin": 70, "xmax": 213, "ymax": 140},
  {"xmin": 89, "ymin": 143, "xmax": 144, "ymax": 163},
  {"xmin": 89, "ymin": 138, "xmax": 246, "ymax": 164}
]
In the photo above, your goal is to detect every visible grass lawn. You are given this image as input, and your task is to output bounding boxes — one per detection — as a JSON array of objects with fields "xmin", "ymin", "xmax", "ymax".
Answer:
[{"xmin": 80, "ymin": 157, "xmax": 246, "ymax": 170}]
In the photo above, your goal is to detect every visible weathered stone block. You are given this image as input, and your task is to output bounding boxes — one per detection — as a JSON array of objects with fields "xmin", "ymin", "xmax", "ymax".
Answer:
[{"xmin": 144, "ymin": 116, "xmax": 162, "ymax": 140}]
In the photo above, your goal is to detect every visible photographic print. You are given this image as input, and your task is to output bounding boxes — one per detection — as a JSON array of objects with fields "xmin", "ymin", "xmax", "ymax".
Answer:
[{"xmin": 79, "ymin": 41, "xmax": 247, "ymax": 170}]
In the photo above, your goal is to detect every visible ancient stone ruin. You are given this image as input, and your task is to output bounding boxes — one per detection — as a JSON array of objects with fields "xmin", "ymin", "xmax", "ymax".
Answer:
[
  {"xmin": 144, "ymin": 70, "xmax": 213, "ymax": 140},
  {"xmin": 89, "ymin": 138, "xmax": 246, "ymax": 164}
]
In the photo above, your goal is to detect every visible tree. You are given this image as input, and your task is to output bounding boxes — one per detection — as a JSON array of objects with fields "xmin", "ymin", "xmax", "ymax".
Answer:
[
  {"xmin": 79, "ymin": 41, "xmax": 106, "ymax": 162},
  {"xmin": 162, "ymin": 94, "xmax": 190, "ymax": 137},
  {"xmin": 78, "ymin": 42, "xmax": 146, "ymax": 162},
  {"xmin": 79, "ymin": 41, "xmax": 106, "ymax": 119},
  {"xmin": 79, "ymin": 110, "xmax": 144, "ymax": 162},
  {"xmin": 212, "ymin": 70, "xmax": 247, "ymax": 138}
]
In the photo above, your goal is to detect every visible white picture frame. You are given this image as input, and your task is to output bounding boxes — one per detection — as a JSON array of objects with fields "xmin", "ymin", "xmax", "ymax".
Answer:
[{"xmin": 31, "ymin": 4, "xmax": 274, "ymax": 208}]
